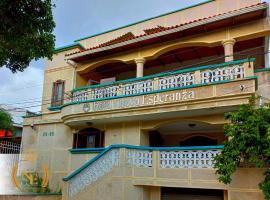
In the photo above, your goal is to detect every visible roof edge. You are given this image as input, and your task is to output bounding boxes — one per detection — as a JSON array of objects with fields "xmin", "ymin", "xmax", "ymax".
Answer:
[
  {"xmin": 74, "ymin": 0, "xmax": 214, "ymax": 42},
  {"xmin": 54, "ymin": 43, "xmax": 85, "ymax": 54}
]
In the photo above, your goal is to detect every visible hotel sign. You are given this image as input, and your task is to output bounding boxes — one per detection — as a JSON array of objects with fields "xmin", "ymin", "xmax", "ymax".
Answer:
[{"xmin": 83, "ymin": 90, "xmax": 195, "ymax": 113}]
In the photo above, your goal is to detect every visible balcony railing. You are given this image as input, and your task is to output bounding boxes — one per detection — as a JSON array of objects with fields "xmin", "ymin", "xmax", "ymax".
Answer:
[
  {"xmin": 64, "ymin": 145, "xmax": 223, "ymax": 197},
  {"xmin": 71, "ymin": 59, "xmax": 253, "ymax": 103}
]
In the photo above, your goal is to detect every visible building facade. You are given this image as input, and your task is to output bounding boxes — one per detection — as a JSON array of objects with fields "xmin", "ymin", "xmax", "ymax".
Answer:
[{"xmin": 20, "ymin": 0, "xmax": 270, "ymax": 199}]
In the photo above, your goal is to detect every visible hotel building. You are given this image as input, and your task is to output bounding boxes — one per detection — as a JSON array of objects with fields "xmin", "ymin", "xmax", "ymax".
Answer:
[{"xmin": 20, "ymin": 0, "xmax": 270, "ymax": 199}]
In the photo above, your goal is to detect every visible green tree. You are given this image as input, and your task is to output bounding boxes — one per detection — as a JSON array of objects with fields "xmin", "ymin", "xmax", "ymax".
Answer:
[
  {"xmin": 0, "ymin": 108, "xmax": 13, "ymax": 131},
  {"xmin": 0, "ymin": 0, "xmax": 55, "ymax": 72},
  {"xmin": 214, "ymin": 96, "xmax": 270, "ymax": 199}
]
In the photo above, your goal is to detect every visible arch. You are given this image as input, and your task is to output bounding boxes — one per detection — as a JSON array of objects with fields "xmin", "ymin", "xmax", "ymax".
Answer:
[
  {"xmin": 179, "ymin": 135, "xmax": 218, "ymax": 147},
  {"xmin": 148, "ymin": 41, "xmax": 214, "ymax": 60},
  {"xmin": 151, "ymin": 118, "xmax": 218, "ymax": 131},
  {"xmin": 78, "ymin": 59, "xmax": 128, "ymax": 74},
  {"xmin": 181, "ymin": 134, "xmax": 218, "ymax": 142}
]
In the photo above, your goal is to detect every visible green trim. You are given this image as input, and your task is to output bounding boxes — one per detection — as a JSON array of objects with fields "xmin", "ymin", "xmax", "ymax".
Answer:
[
  {"xmin": 74, "ymin": 0, "xmax": 214, "ymax": 42},
  {"xmin": 48, "ymin": 59, "xmax": 256, "ymax": 111},
  {"xmin": 54, "ymin": 43, "xmax": 85, "ymax": 54},
  {"xmin": 54, "ymin": 75, "xmax": 257, "ymax": 111},
  {"xmin": 69, "ymin": 148, "xmax": 105, "ymax": 154},
  {"xmin": 72, "ymin": 58, "xmax": 256, "ymax": 92},
  {"xmin": 63, "ymin": 144, "xmax": 224, "ymax": 181},
  {"xmin": 255, "ymin": 68, "xmax": 270, "ymax": 73},
  {"xmin": 23, "ymin": 113, "xmax": 42, "ymax": 118},
  {"xmin": 48, "ymin": 105, "xmax": 62, "ymax": 111}
]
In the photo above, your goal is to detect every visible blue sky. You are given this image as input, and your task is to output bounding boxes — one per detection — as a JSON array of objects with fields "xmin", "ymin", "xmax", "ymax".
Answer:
[
  {"xmin": 0, "ymin": 0, "xmax": 206, "ymax": 112},
  {"xmin": 53, "ymin": 0, "xmax": 206, "ymax": 48}
]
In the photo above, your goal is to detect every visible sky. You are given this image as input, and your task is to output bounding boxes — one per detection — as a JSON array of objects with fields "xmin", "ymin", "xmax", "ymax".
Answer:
[{"xmin": 0, "ymin": 0, "xmax": 268, "ymax": 113}]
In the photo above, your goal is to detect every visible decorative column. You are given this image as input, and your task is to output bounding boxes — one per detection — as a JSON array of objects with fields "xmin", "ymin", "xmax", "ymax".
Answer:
[
  {"xmin": 66, "ymin": 60, "xmax": 77, "ymax": 89},
  {"xmin": 222, "ymin": 39, "xmax": 236, "ymax": 62},
  {"xmin": 135, "ymin": 58, "xmax": 146, "ymax": 78}
]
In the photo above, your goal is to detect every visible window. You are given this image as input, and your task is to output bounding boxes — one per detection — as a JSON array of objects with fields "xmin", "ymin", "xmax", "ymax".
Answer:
[
  {"xmin": 73, "ymin": 128, "xmax": 104, "ymax": 148},
  {"xmin": 51, "ymin": 80, "xmax": 65, "ymax": 107}
]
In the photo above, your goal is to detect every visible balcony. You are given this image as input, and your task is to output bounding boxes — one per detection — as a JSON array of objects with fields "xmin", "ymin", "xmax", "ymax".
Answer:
[
  {"xmin": 63, "ymin": 145, "xmax": 223, "ymax": 197},
  {"xmin": 60, "ymin": 59, "xmax": 256, "ymax": 125}
]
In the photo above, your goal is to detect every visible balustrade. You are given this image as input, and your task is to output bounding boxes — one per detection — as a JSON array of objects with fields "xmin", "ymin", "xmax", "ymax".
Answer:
[
  {"xmin": 200, "ymin": 64, "xmax": 244, "ymax": 84},
  {"xmin": 127, "ymin": 149, "xmax": 153, "ymax": 167},
  {"xmin": 159, "ymin": 72, "xmax": 195, "ymax": 90},
  {"xmin": 159, "ymin": 149, "xmax": 220, "ymax": 169},
  {"xmin": 72, "ymin": 90, "xmax": 88, "ymax": 102},
  {"xmin": 70, "ymin": 61, "xmax": 250, "ymax": 103},
  {"xmin": 66, "ymin": 146, "xmax": 222, "ymax": 197},
  {"xmin": 123, "ymin": 80, "xmax": 154, "ymax": 95}
]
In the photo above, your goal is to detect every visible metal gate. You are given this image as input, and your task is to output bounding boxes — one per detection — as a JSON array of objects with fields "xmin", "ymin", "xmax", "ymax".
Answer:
[{"xmin": 0, "ymin": 140, "xmax": 21, "ymax": 194}]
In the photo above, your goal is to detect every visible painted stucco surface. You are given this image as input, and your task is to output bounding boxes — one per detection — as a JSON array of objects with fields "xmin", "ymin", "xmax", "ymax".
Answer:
[{"xmin": 19, "ymin": 0, "xmax": 270, "ymax": 199}]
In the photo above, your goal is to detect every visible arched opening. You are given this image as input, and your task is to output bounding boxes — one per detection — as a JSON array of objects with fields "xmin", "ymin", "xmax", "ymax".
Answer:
[
  {"xmin": 73, "ymin": 128, "xmax": 104, "ymax": 148},
  {"xmin": 144, "ymin": 37, "xmax": 265, "ymax": 76},
  {"xmin": 143, "ymin": 45, "xmax": 225, "ymax": 77},
  {"xmin": 148, "ymin": 121, "xmax": 225, "ymax": 147},
  {"xmin": 76, "ymin": 37, "xmax": 265, "ymax": 88},
  {"xmin": 77, "ymin": 61, "xmax": 136, "ymax": 87},
  {"xmin": 179, "ymin": 136, "xmax": 217, "ymax": 146}
]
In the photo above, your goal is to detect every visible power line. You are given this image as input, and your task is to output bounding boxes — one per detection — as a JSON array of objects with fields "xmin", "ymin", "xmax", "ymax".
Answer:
[{"xmin": 0, "ymin": 77, "xmax": 72, "ymax": 96}]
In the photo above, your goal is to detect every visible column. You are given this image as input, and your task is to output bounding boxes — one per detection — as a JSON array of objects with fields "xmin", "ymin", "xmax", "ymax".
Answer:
[
  {"xmin": 66, "ymin": 60, "xmax": 77, "ymax": 89},
  {"xmin": 135, "ymin": 58, "xmax": 145, "ymax": 78},
  {"xmin": 265, "ymin": 36, "xmax": 269, "ymax": 68},
  {"xmin": 222, "ymin": 39, "xmax": 236, "ymax": 62}
]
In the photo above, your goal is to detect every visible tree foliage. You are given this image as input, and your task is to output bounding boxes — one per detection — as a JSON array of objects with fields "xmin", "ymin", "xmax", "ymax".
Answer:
[
  {"xmin": 0, "ymin": 0, "xmax": 55, "ymax": 72},
  {"xmin": 0, "ymin": 108, "xmax": 13, "ymax": 131},
  {"xmin": 214, "ymin": 96, "xmax": 270, "ymax": 199}
]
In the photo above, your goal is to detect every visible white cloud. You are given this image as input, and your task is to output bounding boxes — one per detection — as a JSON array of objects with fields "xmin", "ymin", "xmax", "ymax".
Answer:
[{"xmin": 0, "ymin": 66, "xmax": 44, "ymax": 112}]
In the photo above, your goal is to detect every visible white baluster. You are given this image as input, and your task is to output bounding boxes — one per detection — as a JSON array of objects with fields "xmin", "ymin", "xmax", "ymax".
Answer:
[
  {"xmin": 159, "ymin": 149, "xmax": 221, "ymax": 169},
  {"xmin": 126, "ymin": 149, "xmax": 153, "ymax": 167}
]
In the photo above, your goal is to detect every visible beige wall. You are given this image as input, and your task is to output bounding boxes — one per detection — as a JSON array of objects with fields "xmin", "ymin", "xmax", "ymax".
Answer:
[
  {"xmin": 256, "ymin": 70, "xmax": 270, "ymax": 104},
  {"xmin": 45, "ymin": 48, "xmax": 81, "ymax": 70},
  {"xmin": 41, "ymin": 66, "xmax": 74, "ymax": 113},
  {"xmin": 21, "ymin": 122, "xmax": 73, "ymax": 192}
]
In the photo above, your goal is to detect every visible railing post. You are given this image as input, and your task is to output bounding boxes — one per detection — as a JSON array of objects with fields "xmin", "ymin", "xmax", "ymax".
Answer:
[
  {"xmin": 152, "ymin": 151, "xmax": 158, "ymax": 178},
  {"xmin": 88, "ymin": 88, "xmax": 93, "ymax": 100},
  {"xmin": 117, "ymin": 84, "xmax": 124, "ymax": 96},
  {"xmin": 244, "ymin": 61, "xmax": 254, "ymax": 77},
  {"xmin": 119, "ymin": 148, "xmax": 126, "ymax": 167},
  {"xmin": 153, "ymin": 78, "xmax": 160, "ymax": 90},
  {"xmin": 194, "ymin": 70, "xmax": 201, "ymax": 84}
]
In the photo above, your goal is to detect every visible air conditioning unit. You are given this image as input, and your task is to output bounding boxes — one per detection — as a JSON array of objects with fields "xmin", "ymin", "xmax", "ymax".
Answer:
[{"xmin": 100, "ymin": 77, "xmax": 116, "ymax": 84}]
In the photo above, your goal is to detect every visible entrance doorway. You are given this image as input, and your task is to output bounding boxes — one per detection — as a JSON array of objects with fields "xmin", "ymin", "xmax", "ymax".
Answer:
[
  {"xmin": 149, "ymin": 121, "xmax": 224, "ymax": 147},
  {"xmin": 161, "ymin": 187, "xmax": 224, "ymax": 200}
]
